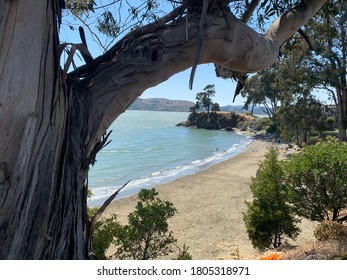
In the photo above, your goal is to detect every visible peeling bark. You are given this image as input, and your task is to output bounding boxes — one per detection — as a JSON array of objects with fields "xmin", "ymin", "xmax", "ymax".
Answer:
[
  {"xmin": 0, "ymin": 0, "xmax": 89, "ymax": 259},
  {"xmin": 0, "ymin": 0, "xmax": 327, "ymax": 259}
]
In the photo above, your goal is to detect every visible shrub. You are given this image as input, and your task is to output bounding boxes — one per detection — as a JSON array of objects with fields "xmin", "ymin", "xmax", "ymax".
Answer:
[
  {"xmin": 112, "ymin": 188, "xmax": 179, "ymax": 260},
  {"xmin": 314, "ymin": 221, "xmax": 347, "ymax": 241},
  {"xmin": 89, "ymin": 212, "xmax": 120, "ymax": 260},
  {"xmin": 285, "ymin": 138, "xmax": 347, "ymax": 221},
  {"xmin": 175, "ymin": 244, "xmax": 193, "ymax": 260},
  {"xmin": 243, "ymin": 149, "xmax": 300, "ymax": 251},
  {"xmin": 90, "ymin": 188, "xmax": 191, "ymax": 260}
]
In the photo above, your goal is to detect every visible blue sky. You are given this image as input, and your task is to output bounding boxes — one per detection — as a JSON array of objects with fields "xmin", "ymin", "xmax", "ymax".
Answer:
[{"xmin": 141, "ymin": 65, "xmax": 242, "ymax": 106}]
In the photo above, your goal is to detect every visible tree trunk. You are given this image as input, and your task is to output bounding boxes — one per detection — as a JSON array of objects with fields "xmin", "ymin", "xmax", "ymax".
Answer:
[
  {"xmin": 0, "ymin": 0, "xmax": 328, "ymax": 259},
  {"xmin": 336, "ymin": 88, "xmax": 347, "ymax": 142},
  {"xmin": 0, "ymin": 0, "xmax": 90, "ymax": 259}
]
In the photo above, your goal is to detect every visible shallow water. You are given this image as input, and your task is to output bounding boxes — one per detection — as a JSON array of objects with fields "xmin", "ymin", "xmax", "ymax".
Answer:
[{"xmin": 88, "ymin": 110, "xmax": 252, "ymax": 206}]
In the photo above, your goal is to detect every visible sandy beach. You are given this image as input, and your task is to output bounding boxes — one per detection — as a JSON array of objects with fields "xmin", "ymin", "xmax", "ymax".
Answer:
[{"xmin": 102, "ymin": 139, "xmax": 317, "ymax": 260}]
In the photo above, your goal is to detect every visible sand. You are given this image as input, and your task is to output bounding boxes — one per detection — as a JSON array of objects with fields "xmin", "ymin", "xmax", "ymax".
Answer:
[{"xmin": 102, "ymin": 139, "xmax": 317, "ymax": 260}]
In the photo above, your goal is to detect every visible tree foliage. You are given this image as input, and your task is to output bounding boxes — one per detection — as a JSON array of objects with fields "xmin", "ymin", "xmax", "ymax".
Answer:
[
  {"xmin": 292, "ymin": 0, "xmax": 347, "ymax": 141},
  {"xmin": 89, "ymin": 211, "xmax": 120, "ymax": 260},
  {"xmin": 242, "ymin": 40, "xmax": 328, "ymax": 143},
  {"xmin": 285, "ymin": 138, "xmax": 347, "ymax": 222},
  {"xmin": 90, "ymin": 188, "xmax": 192, "ymax": 260},
  {"xmin": 195, "ymin": 84, "xmax": 218, "ymax": 115},
  {"xmin": 242, "ymin": 64, "xmax": 280, "ymax": 122},
  {"xmin": 277, "ymin": 95, "xmax": 327, "ymax": 146},
  {"xmin": 111, "ymin": 188, "xmax": 178, "ymax": 260},
  {"xmin": 243, "ymin": 149, "xmax": 300, "ymax": 251}
]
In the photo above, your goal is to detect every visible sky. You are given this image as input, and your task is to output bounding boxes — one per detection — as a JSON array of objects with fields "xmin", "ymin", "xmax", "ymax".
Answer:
[{"xmin": 141, "ymin": 65, "xmax": 242, "ymax": 106}]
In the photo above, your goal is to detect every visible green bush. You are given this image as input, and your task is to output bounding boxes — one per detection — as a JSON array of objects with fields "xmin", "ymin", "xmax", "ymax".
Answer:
[
  {"xmin": 89, "ymin": 212, "xmax": 120, "ymax": 260},
  {"xmin": 285, "ymin": 138, "xmax": 347, "ymax": 221},
  {"xmin": 174, "ymin": 244, "xmax": 193, "ymax": 260},
  {"xmin": 243, "ymin": 149, "xmax": 300, "ymax": 251},
  {"xmin": 112, "ymin": 188, "xmax": 177, "ymax": 259},
  {"xmin": 90, "ymin": 188, "xmax": 191, "ymax": 260}
]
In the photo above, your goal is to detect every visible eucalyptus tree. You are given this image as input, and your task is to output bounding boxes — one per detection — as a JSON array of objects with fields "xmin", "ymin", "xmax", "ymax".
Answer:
[
  {"xmin": 241, "ymin": 64, "xmax": 281, "ymax": 123},
  {"xmin": 277, "ymin": 95, "xmax": 327, "ymax": 146},
  {"xmin": 302, "ymin": 0, "xmax": 347, "ymax": 141},
  {"xmin": 0, "ymin": 0, "xmax": 328, "ymax": 259}
]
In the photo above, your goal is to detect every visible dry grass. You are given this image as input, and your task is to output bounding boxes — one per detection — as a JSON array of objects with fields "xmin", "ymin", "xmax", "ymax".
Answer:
[
  {"xmin": 251, "ymin": 238, "xmax": 347, "ymax": 260},
  {"xmin": 281, "ymin": 239, "xmax": 347, "ymax": 260}
]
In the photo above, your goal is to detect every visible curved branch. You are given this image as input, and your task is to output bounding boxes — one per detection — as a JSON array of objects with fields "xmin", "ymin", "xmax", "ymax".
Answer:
[
  {"xmin": 68, "ymin": 4, "xmax": 186, "ymax": 79},
  {"xmin": 79, "ymin": 0, "xmax": 328, "ymax": 152},
  {"xmin": 265, "ymin": 0, "xmax": 328, "ymax": 46}
]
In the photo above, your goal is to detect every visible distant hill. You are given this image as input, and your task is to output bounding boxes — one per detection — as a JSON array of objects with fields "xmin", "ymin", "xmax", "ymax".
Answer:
[
  {"xmin": 220, "ymin": 105, "xmax": 267, "ymax": 116},
  {"xmin": 128, "ymin": 98, "xmax": 267, "ymax": 115},
  {"xmin": 128, "ymin": 98, "xmax": 195, "ymax": 112}
]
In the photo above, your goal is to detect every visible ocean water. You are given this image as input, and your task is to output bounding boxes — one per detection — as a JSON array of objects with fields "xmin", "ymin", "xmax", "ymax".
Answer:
[{"xmin": 88, "ymin": 110, "xmax": 252, "ymax": 206}]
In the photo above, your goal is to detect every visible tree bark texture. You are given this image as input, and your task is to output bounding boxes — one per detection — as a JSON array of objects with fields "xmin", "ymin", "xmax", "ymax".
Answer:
[
  {"xmin": 0, "ymin": 0, "xmax": 327, "ymax": 259},
  {"xmin": 0, "ymin": 0, "xmax": 88, "ymax": 259}
]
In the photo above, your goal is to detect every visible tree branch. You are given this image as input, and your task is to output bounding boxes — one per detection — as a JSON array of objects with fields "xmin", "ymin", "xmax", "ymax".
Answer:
[
  {"xmin": 68, "ymin": 4, "xmax": 186, "ymax": 79},
  {"xmin": 265, "ymin": 0, "xmax": 328, "ymax": 46},
  {"xmin": 241, "ymin": 0, "xmax": 260, "ymax": 22},
  {"xmin": 189, "ymin": 0, "xmax": 209, "ymax": 89},
  {"xmin": 79, "ymin": 0, "xmax": 328, "ymax": 151}
]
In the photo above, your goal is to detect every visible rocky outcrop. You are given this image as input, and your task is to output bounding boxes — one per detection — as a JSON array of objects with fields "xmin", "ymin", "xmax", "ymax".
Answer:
[{"xmin": 177, "ymin": 111, "xmax": 257, "ymax": 131}]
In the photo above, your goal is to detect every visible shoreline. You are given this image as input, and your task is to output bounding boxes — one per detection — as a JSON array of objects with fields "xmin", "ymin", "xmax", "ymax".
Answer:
[
  {"xmin": 89, "ymin": 129, "xmax": 253, "ymax": 207},
  {"xmin": 101, "ymin": 137, "xmax": 317, "ymax": 259}
]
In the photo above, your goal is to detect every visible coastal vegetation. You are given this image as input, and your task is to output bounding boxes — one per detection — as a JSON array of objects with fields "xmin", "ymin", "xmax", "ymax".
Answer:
[
  {"xmin": 0, "ymin": 0, "xmax": 331, "ymax": 259},
  {"xmin": 193, "ymin": 84, "xmax": 220, "ymax": 116},
  {"xmin": 128, "ymin": 98, "xmax": 195, "ymax": 112},
  {"xmin": 181, "ymin": 84, "xmax": 274, "ymax": 131},
  {"xmin": 286, "ymin": 138, "xmax": 347, "ymax": 222},
  {"xmin": 243, "ymin": 149, "xmax": 300, "ymax": 251},
  {"xmin": 240, "ymin": 0, "xmax": 347, "ymax": 143},
  {"xmin": 241, "ymin": 54, "xmax": 331, "ymax": 146},
  {"xmin": 244, "ymin": 139, "xmax": 347, "ymax": 253},
  {"xmin": 90, "ymin": 188, "xmax": 191, "ymax": 260}
]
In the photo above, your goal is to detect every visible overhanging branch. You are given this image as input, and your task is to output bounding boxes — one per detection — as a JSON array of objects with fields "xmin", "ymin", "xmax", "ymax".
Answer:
[
  {"xmin": 78, "ymin": 0, "xmax": 328, "ymax": 148},
  {"xmin": 68, "ymin": 4, "xmax": 187, "ymax": 79}
]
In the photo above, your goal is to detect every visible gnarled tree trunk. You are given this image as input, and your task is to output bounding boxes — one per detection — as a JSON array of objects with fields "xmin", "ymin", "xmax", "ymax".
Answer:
[{"xmin": 0, "ymin": 0, "xmax": 327, "ymax": 259}]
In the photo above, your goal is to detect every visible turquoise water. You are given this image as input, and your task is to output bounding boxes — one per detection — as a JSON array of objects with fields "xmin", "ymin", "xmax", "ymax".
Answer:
[{"xmin": 88, "ymin": 110, "xmax": 252, "ymax": 206}]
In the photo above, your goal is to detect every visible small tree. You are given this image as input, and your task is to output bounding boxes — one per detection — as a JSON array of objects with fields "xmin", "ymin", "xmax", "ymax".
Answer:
[
  {"xmin": 90, "ymin": 188, "xmax": 191, "ymax": 260},
  {"xmin": 112, "ymin": 188, "xmax": 178, "ymax": 260},
  {"xmin": 277, "ymin": 95, "xmax": 327, "ymax": 146},
  {"xmin": 285, "ymin": 138, "xmax": 347, "ymax": 222},
  {"xmin": 243, "ymin": 149, "xmax": 300, "ymax": 251},
  {"xmin": 211, "ymin": 102, "xmax": 221, "ymax": 112},
  {"xmin": 195, "ymin": 84, "xmax": 216, "ymax": 115},
  {"xmin": 241, "ymin": 64, "xmax": 281, "ymax": 123}
]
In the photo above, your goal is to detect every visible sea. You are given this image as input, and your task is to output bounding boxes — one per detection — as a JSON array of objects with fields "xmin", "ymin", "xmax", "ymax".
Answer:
[{"xmin": 88, "ymin": 110, "xmax": 253, "ymax": 206}]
